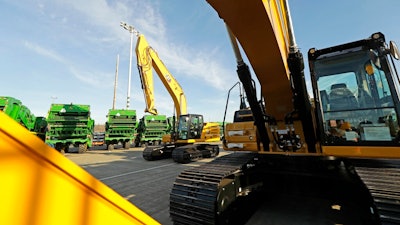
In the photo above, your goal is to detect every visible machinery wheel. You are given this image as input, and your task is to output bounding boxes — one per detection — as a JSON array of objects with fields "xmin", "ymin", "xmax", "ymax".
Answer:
[
  {"xmin": 154, "ymin": 140, "xmax": 159, "ymax": 146},
  {"xmin": 107, "ymin": 144, "xmax": 114, "ymax": 150},
  {"xmin": 55, "ymin": 143, "xmax": 63, "ymax": 153},
  {"xmin": 56, "ymin": 143, "xmax": 68, "ymax": 154},
  {"xmin": 78, "ymin": 143, "xmax": 87, "ymax": 153},
  {"xmin": 60, "ymin": 147, "xmax": 66, "ymax": 154},
  {"xmin": 124, "ymin": 141, "xmax": 130, "ymax": 149},
  {"xmin": 141, "ymin": 142, "xmax": 148, "ymax": 148},
  {"xmin": 143, "ymin": 147, "xmax": 154, "ymax": 161},
  {"xmin": 64, "ymin": 145, "xmax": 70, "ymax": 153},
  {"xmin": 212, "ymin": 145, "xmax": 220, "ymax": 157}
]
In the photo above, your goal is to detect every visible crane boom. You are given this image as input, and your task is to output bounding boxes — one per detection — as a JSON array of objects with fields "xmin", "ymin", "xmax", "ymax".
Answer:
[{"xmin": 135, "ymin": 34, "xmax": 187, "ymax": 118}]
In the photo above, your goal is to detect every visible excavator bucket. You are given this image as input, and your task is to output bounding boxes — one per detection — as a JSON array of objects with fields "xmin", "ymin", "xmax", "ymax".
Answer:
[{"xmin": 0, "ymin": 112, "xmax": 160, "ymax": 225}]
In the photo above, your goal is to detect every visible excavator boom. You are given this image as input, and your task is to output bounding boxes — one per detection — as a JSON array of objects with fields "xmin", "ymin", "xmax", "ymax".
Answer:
[
  {"xmin": 135, "ymin": 34, "xmax": 187, "ymax": 118},
  {"xmin": 207, "ymin": 0, "xmax": 292, "ymax": 120}
]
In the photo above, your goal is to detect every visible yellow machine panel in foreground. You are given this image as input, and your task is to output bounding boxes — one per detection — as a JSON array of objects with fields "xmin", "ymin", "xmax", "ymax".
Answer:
[{"xmin": 0, "ymin": 112, "xmax": 160, "ymax": 225}]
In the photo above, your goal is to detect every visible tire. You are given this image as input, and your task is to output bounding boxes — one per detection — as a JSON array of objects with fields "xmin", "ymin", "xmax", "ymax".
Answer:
[
  {"xmin": 56, "ymin": 143, "xmax": 67, "ymax": 154},
  {"xmin": 213, "ymin": 145, "xmax": 220, "ymax": 157},
  {"xmin": 107, "ymin": 144, "xmax": 114, "ymax": 150},
  {"xmin": 64, "ymin": 145, "xmax": 70, "ymax": 153},
  {"xmin": 124, "ymin": 141, "xmax": 130, "ymax": 149},
  {"xmin": 78, "ymin": 143, "xmax": 87, "ymax": 153}
]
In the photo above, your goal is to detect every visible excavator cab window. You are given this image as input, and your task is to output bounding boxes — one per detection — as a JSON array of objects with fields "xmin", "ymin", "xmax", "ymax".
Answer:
[
  {"xmin": 233, "ymin": 108, "xmax": 253, "ymax": 122},
  {"xmin": 177, "ymin": 114, "xmax": 203, "ymax": 140},
  {"xmin": 310, "ymin": 40, "xmax": 400, "ymax": 145}
]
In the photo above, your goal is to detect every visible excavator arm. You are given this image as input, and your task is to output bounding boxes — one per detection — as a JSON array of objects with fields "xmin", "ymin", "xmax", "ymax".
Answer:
[{"xmin": 135, "ymin": 34, "xmax": 187, "ymax": 118}]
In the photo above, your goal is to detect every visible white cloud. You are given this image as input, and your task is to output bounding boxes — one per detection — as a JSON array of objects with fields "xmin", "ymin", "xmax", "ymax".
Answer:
[
  {"xmin": 23, "ymin": 41, "xmax": 66, "ymax": 63},
  {"xmin": 155, "ymin": 42, "xmax": 231, "ymax": 90},
  {"xmin": 23, "ymin": 40, "xmax": 113, "ymax": 88},
  {"xmin": 33, "ymin": 0, "xmax": 232, "ymax": 92},
  {"xmin": 69, "ymin": 67, "xmax": 114, "ymax": 89}
]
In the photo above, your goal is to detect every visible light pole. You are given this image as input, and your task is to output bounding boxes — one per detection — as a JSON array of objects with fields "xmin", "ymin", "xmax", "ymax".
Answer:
[
  {"xmin": 120, "ymin": 21, "xmax": 137, "ymax": 109},
  {"xmin": 51, "ymin": 96, "xmax": 57, "ymax": 103}
]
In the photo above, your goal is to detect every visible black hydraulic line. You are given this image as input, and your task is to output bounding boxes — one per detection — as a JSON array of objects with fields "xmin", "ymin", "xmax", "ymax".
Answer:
[
  {"xmin": 288, "ymin": 51, "xmax": 317, "ymax": 152},
  {"xmin": 226, "ymin": 24, "xmax": 270, "ymax": 150},
  {"xmin": 236, "ymin": 63, "xmax": 270, "ymax": 150},
  {"xmin": 222, "ymin": 82, "xmax": 240, "ymax": 143}
]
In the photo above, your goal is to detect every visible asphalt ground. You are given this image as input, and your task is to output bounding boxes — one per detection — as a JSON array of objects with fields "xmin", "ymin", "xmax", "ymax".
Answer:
[
  {"xmin": 66, "ymin": 146, "xmax": 376, "ymax": 225},
  {"xmin": 66, "ymin": 146, "xmax": 230, "ymax": 225}
]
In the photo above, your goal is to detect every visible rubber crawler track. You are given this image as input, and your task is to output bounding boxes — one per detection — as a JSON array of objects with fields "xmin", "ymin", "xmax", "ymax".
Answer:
[
  {"xmin": 170, "ymin": 152, "xmax": 256, "ymax": 224},
  {"xmin": 354, "ymin": 165, "xmax": 400, "ymax": 224}
]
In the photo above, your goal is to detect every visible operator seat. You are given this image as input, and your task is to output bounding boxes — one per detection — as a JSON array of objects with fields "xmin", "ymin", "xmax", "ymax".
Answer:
[
  {"xmin": 329, "ymin": 83, "xmax": 358, "ymax": 110},
  {"xmin": 357, "ymin": 88, "xmax": 375, "ymax": 108}
]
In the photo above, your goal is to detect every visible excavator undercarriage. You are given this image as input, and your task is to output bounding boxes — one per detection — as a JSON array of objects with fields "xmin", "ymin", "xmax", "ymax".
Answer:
[
  {"xmin": 170, "ymin": 152, "xmax": 400, "ymax": 225},
  {"xmin": 143, "ymin": 143, "xmax": 220, "ymax": 163}
]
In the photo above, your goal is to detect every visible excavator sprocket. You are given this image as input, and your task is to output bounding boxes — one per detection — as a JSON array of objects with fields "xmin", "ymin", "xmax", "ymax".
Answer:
[
  {"xmin": 352, "ymin": 159, "xmax": 400, "ymax": 225},
  {"xmin": 170, "ymin": 152, "xmax": 256, "ymax": 224}
]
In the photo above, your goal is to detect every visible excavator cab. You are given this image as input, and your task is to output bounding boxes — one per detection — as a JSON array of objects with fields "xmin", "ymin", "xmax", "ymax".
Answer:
[
  {"xmin": 309, "ymin": 32, "xmax": 400, "ymax": 149},
  {"xmin": 177, "ymin": 114, "xmax": 204, "ymax": 140}
]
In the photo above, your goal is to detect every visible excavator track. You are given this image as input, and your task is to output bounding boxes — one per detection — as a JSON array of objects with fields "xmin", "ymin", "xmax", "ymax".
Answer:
[
  {"xmin": 171, "ymin": 146, "xmax": 201, "ymax": 164},
  {"xmin": 142, "ymin": 145, "xmax": 174, "ymax": 161},
  {"xmin": 170, "ymin": 152, "xmax": 256, "ymax": 224},
  {"xmin": 352, "ymin": 159, "xmax": 400, "ymax": 225},
  {"xmin": 171, "ymin": 144, "xmax": 220, "ymax": 164},
  {"xmin": 143, "ymin": 146, "xmax": 158, "ymax": 161}
]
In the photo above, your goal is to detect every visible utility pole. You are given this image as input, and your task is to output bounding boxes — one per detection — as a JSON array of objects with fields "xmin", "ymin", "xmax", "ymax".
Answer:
[{"xmin": 112, "ymin": 54, "xmax": 119, "ymax": 110}]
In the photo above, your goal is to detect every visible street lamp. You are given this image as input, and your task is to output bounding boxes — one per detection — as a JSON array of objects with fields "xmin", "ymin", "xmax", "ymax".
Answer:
[{"xmin": 120, "ymin": 21, "xmax": 138, "ymax": 109}]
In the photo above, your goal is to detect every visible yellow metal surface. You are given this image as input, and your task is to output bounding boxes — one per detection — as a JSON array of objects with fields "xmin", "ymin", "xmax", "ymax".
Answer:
[
  {"xmin": 207, "ymin": 0, "xmax": 292, "ymax": 121},
  {"xmin": 224, "ymin": 121, "xmax": 257, "ymax": 143},
  {"xmin": 201, "ymin": 122, "xmax": 221, "ymax": 141},
  {"xmin": 322, "ymin": 146, "xmax": 400, "ymax": 158},
  {"xmin": 135, "ymin": 34, "xmax": 187, "ymax": 118},
  {"xmin": 0, "ymin": 112, "xmax": 160, "ymax": 225}
]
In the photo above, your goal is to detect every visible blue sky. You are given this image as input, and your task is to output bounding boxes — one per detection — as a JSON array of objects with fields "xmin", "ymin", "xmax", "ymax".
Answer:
[{"xmin": 1, "ymin": 0, "xmax": 400, "ymax": 124}]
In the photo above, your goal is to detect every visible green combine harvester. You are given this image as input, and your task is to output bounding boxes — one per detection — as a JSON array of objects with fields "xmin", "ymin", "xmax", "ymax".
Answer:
[
  {"xmin": 104, "ymin": 109, "xmax": 137, "ymax": 150},
  {"xmin": 0, "ymin": 96, "xmax": 47, "ymax": 140},
  {"xmin": 45, "ymin": 103, "xmax": 94, "ymax": 153},
  {"xmin": 135, "ymin": 114, "xmax": 169, "ymax": 147}
]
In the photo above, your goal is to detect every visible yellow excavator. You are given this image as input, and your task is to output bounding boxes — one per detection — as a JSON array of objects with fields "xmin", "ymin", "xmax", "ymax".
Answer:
[
  {"xmin": 170, "ymin": 0, "xmax": 400, "ymax": 224},
  {"xmin": 133, "ymin": 29, "xmax": 221, "ymax": 163},
  {"xmin": 2, "ymin": 1, "xmax": 400, "ymax": 225}
]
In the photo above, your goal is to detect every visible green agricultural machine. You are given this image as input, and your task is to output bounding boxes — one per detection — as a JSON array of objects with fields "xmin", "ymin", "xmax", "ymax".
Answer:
[
  {"xmin": 45, "ymin": 103, "xmax": 94, "ymax": 153},
  {"xmin": 104, "ymin": 109, "xmax": 137, "ymax": 150},
  {"xmin": 0, "ymin": 96, "xmax": 47, "ymax": 140},
  {"xmin": 135, "ymin": 114, "xmax": 169, "ymax": 147}
]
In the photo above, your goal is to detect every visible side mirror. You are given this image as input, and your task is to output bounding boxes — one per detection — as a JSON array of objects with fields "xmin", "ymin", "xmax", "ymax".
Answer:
[{"xmin": 389, "ymin": 41, "xmax": 400, "ymax": 60}]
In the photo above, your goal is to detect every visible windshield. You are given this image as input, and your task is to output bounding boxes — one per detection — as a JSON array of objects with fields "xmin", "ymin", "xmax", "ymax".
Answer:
[
  {"xmin": 314, "ymin": 49, "xmax": 399, "ymax": 144},
  {"xmin": 178, "ymin": 115, "xmax": 203, "ymax": 140}
]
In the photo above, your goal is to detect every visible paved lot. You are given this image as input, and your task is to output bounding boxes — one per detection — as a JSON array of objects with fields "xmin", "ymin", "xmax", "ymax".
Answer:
[
  {"xmin": 66, "ymin": 147, "xmax": 369, "ymax": 225},
  {"xmin": 66, "ymin": 146, "xmax": 229, "ymax": 225}
]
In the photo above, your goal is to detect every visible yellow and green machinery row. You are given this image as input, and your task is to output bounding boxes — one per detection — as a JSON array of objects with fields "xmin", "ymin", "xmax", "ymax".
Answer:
[{"xmin": 0, "ymin": 96, "xmax": 174, "ymax": 153}]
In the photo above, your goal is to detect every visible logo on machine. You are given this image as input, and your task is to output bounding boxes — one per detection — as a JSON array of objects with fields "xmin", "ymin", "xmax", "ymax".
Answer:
[{"xmin": 165, "ymin": 74, "xmax": 171, "ymax": 83}]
